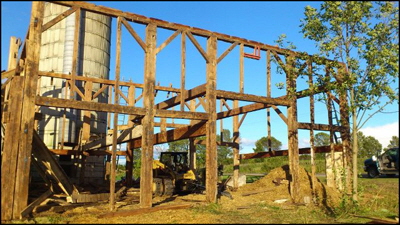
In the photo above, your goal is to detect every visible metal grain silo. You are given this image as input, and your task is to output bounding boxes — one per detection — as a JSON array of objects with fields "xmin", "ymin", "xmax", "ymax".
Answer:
[{"xmin": 38, "ymin": 2, "xmax": 111, "ymax": 184}]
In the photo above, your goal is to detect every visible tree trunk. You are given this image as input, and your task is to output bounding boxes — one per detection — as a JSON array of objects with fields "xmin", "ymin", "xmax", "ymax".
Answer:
[{"xmin": 350, "ymin": 88, "xmax": 358, "ymax": 202}]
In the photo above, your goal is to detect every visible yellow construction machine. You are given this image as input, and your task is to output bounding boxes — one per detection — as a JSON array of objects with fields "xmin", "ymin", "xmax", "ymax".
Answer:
[{"xmin": 152, "ymin": 152, "xmax": 203, "ymax": 196}]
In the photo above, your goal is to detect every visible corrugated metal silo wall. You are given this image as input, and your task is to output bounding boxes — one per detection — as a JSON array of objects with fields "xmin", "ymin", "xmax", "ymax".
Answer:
[{"xmin": 38, "ymin": 2, "xmax": 111, "ymax": 185}]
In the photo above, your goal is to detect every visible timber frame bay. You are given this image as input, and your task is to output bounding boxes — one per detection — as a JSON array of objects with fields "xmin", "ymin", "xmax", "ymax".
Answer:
[{"xmin": 1, "ymin": 1, "xmax": 351, "ymax": 220}]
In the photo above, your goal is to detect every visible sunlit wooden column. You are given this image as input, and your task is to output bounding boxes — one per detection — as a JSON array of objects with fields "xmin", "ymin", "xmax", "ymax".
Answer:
[
  {"xmin": 205, "ymin": 35, "xmax": 217, "ymax": 203},
  {"xmin": 110, "ymin": 16, "xmax": 122, "ymax": 211},
  {"xmin": 126, "ymin": 85, "xmax": 135, "ymax": 186},
  {"xmin": 13, "ymin": 2, "xmax": 44, "ymax": 219},
  {"xmin": 140, "ymin": 23, "xmax": 157, "ymax": 208}
]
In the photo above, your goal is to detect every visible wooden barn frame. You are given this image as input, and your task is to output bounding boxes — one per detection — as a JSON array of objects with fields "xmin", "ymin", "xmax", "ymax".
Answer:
[{"xmin": 1, "ymin": 1, "xmax": 352, "ymax": 221}]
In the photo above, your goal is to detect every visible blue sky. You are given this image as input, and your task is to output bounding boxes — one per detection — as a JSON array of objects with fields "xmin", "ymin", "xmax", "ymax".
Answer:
[{"xmin": 1, "ymin": 1, "xmax": 398, "ymax": 159}]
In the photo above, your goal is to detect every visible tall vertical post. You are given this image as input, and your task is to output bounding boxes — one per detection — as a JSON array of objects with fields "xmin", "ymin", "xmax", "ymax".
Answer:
[
  {"xmin": 189, "ymin": 99, "xmax": 197, "ymax": 170},
  {"xmin": 205, "ymin": 35, "xmax": 217, "ymax": 203},
  {"xmin": 232, "ymin": 43, "xmax": 244, "ymax": 191},
  {"xmin": 80, "ymin": 81, "xmax": 93, "ymax": 185},
  {"xmin": 140, "ymin": 23, "xmax": 157, "ymax": 208},
  {"xmin": 266, "ymin": 50, "xmax": 272, "ymax": 151},
  {"xmin": 180, "ymin": 31, "xmax": 186, "ymax": 111},
  {"xmin": 286, "ymin": 55, "xmax": 300, "ymax": 203},
  {"xmin": 13, "ymin": 1, "xmax": 44, "ymax": 219},
  {"xmin": 126, "ymin": 85, "xmax": 135, "ymax": 186},
  {"xmin": 110, "ymin": 16, "xmax": 122, "ymax": 211},
  {"xmin": 308, "ymin": 60, "xmax": 317, "ymax": 202}
]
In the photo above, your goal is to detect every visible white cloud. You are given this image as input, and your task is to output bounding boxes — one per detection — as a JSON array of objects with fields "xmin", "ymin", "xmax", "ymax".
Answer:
[
  {"xmin": 240, "ymin": 137, "xmax": 256, "ymax": 147},
  {"xmin": 360, "ymin": 121, "xmax": 399, "ymax": 149}
]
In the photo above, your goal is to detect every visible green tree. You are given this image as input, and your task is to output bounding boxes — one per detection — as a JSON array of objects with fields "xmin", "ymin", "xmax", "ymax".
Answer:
[
  {"xmin": 386, "ymin": 136, "xmax": 399, "ymax": 149},
  {"xmin": 300, "ymin": 1, "xmax": 399, "ymax": 201},
  {"xmin": 252, "ymin": 136, "xmax": 282, "ymax": 152},
  {"xmin": 168, "ymin": 139, "xmax": 189, "ymax": 152},
  {"xmin": 314, "ymin": 132, "xmax": 330, "ymax": 147},
  {"xmin": 357, "ymin": 131, "xmax": 382, "ymax": 159}
]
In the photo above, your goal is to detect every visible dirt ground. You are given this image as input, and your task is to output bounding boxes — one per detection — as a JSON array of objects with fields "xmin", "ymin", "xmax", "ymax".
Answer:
[{"xmin": 5, "ymin": 165, "xmax": 357, "ymax": 224}]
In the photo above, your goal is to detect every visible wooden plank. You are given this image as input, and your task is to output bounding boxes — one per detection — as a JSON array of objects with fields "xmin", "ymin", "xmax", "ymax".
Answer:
[
  {"xmin": 267, "ymin": 52, "xmax": 272, "ymax": 150},
  {"xmin": 205, "ymin": 35, "xmax": 217, "ymax": 203},
  {"xmin": 36, "ymin": 96, "xmax": 208, "ymax": 120},
  {"xmin": 130, "ymin": 121, "xmax": 207, "ymax": 149},
  {"xmin": 14, "ymin": 2, "xmax": 44, "ymax": 219},
  {"xmin": 271, "ymin": 105, "xmax": 287, "ymax": 125},
  {"xmin": 41, "ymin": 6, "xmax": 78, "ymax": 32},
  {"xmin": 186, "ymin": 31, "xmax": 209, "ymax": 63},
  {"xmin": 38, "ymin": 71, "xmax": 181, "ymax": 93},
  {"xmin": 156, "ymin": 29, "xmax": 181, "ymax": 54},
  {"xmin": 20, "ymin": 189, "xmax": 53, "ymax": 219},
  {"xmin": 217, "ymin": 102, "xmax": 269, "ymax": 119},
  {"xmin": 49, "ymin": 149, "xmax": 127, "ymax": 156},
  {"xmin": 193, "ymin": 140, "xmax": 239, "ymax": 148},
  {"xmin": 1, "ymin": 69, "xmax": 16, "ymax": 80},
  {"xmin": 69, "ymin": 8, "xmax": 81, "ymax": 99},
  {"xmin": 240, "ymin": 44, "xmax": 244, "ymax": 93},
  {"xmin": 216, "ymin": 90, "xmax": 290, "ymax": 106},
  {"xmin": 126, "ymin": 85, "xmax": 135, "ymax": 186},
  {"xmin": 217, "ymin": 42, "xmax": 238, "ymax": 64},
  {"xmin": 232, "ymin": 99, "xmax": 240, "ymax": 191},
  {"xmin": 32, "ymin": 131, "xmax": 78, "ymax": 196},
  {"xmin": 140, "ymin": 23, "xmax": 157, "ymax": 208},
  {"xmin": 36, "ymin": 96, "xmax": 147, "ymax": 115},
  {"xmin": 240, "ymin": 145, "xmax": 343, "ymax": 160},
  {"xmin": 110, "ymin": 17, "xmax": 122, "ymax": 211},
  {"xmin": 155, "ymin": 83, "xmax": 206, "ymax": 110},
  {"xmin": 1, "ymin": 77, "xmax": 24, "ymax": 221},
  {"xmin": 298, "ymin": 122, "xmax": 343, "ymax": 132},
  {"xmin": 121, "ymin": 17, "xmax": 146, "ymax": 52},
  {"xmin": 92, "ymin": 84, "xmax": 109, "ymax": 100},
  {"xmin": 82, "ymin": 125, "xmax": 143, "ymax": 151},
  {"xmin": 180, "ymin": 31, "xmax": 186, "ymax": 111},
  {"xmin": 98, "ymin": 204, "xmax": 192, "ymax": 218}
]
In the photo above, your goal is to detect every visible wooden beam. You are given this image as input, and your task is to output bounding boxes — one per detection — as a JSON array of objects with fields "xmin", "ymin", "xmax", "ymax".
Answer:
[
  {"xmin": 48, "ymin": 149, "xmax": 127, "ymax": 156},
  {"xmin": 155, "ymin": 83, "xmax": 206, "ymax": 110},
  {"xmin": 140, "ymin": 23, "xmax": 157, "ymax": 208},
  {"xmin": 41, "ymin": 6, "xmax": 78, "ymax": 32},
  {"xmin": 216, "ymin": 90, "xmax": 290, "ymax": 106},
  {"xmin": 217, "ymin": 102, "xmax": 270, "ymax": 119},
  {"xmin": 110, "ymin": 16, "xmax": 122, "ymax": 211},
  {"xmin": 205, "ymin": 35, "xmax": 217, "ymax": 203},
  {"xmin": 180, "ymin": 30, "xmax": 186, "ymax": 111},
  {"xmin": 186, "ymin": 31, "xmax": 210, "ymax": 63},
  {"xmin": 35, "ymin": 96, "xmax": 208, "ymax": 120},
  {"xmin": 32, "ymin": 131, "xmax": 78, "ymax": 196},
  {"xmin": 36, "ymin": 96, "xmax": 147, "ymax": 115},
  {"xmin": 217, "ymin": 42, "xmax": 238, "ymax": 64},
  {"xmin": 156, "ymin": 29, "xmax": 181, "ymax": 54},
  {"xmin": 298, "ymin": 122, "xmax": 343, "ymax": 132},
  {"xmin": 194, "ymin": 140, "xmax": 239, "ymax": 148},
  {"xmin": 38, "ymin": 71, "xmax": 181, "ymax": 93},
  {"xmin": 82, "ymin": 125, "xmax": 143, "ymax": 151},
  {"xmin": 20, "ymin": 189, "xmax": 53, "ymax": 219},
  {"xmin": 240, "ymin": 145, "xmax": 343, "ymax": 160},
  {"xmin": 14, "ymin": 2, "xmax": 44, "ymax": 219},
  {"xmin": 130, "ymin": 121, "xmax": 207, "ymax": 149},
  {"xmin": 120, "ymin": 17, "xmax": 146, "ymax": 52},
  {"xmin": 1, "ymin": 77, "xmax": 24, "ymax": 221}
]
